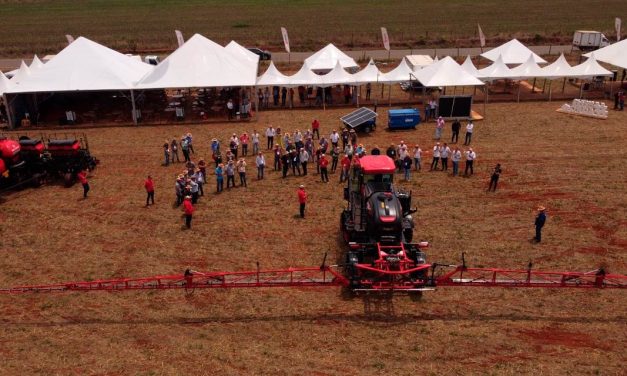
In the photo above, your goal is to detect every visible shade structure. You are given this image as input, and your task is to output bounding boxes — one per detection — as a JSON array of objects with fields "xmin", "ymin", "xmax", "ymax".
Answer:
[
  {"xmin": 256, "ymin": 61, "xmax": 291, "ymax": 86},
  {"xmin": 0, "ymin": 71, "xmax": 11, "ymax": 95},
  {"xmin": 7, "ymin": 37, "xmax": 153, "ymax": 93},
  {"xmin": 412, "ymin": 56, "xmax": 484, "ymax": 87},
  {"xmin": 541, "ymin": 54, "xmax": 575, "ymax": 79},
  {"xmin": 480, "ymin": 39, "xmax": 547, "ymax": 64},
  {"xmin": 352, "ymin": 59, "xmax": 382, "ymax": 85},
  {"xmin": 320, "ymin": 61, "xmax": 354, "ymax": 87},
  {"xmin": 225, "ymin": 40, "xmax": 260, "ymax": 65},
  {"xmin": 508, "ymin": 54, "xmax": 547, "ymax": 79},
  {"xmin": 29, "ymin": 55, "xmax": 45, "ymax": 70},
  {"xmin": 569, "ymin": 53, "xmax": 613, "ymax": 78},
  {"xmin": 9, "ymin": 61, "xmax": 31, "ymax": 85},
  {"xmin": 136, "ymin": 34, "xmax": 257, "ymax": 89},
  {"xmin": 583, "ymin": 39, "xmax": 627, "ymax": 69},
  {"xmin": 288, "ymin": 61, "xmax": 322, "ymax": 87},
  {"xmin": 460, "ymin": 56, "xmax": 480, "ymax": 77},
  {"xmin": 304, "ymin": 43, "xmax": 359, "ymax": 73},
  {"xmin": 476, "ymin": 55, "xmax": 517, "ymax": 81},
  {"xmin": 405, "ymin": 55, "xmax": 434, "ymax": 70},
  {"xmin": 379, "ymin": 59, "xmax": 415, "ymax": 83}
]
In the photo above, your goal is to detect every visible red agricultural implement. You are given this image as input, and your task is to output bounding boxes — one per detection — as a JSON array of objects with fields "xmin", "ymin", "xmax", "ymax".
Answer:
[{"xmin": 1, "ymin": 155, "xmax": 625, "ymax": 296}]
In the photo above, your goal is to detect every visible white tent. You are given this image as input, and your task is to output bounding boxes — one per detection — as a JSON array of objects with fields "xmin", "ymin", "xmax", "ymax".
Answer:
[
  {"xmin": 304, "ymin": 43, "xmax": 359, "ymax": 73},
  {"xmin": 225, "ymin": 40, "xmax": 260, "ymax": 65},
  {"xmin": 136, "ymin": 34, "xmax": 257, "ymax": 89},
  {"xmin": 320, "ymin": 61, "xmax": 354, "ymax": 86},
  {"xmin": 480, "ymin": 39, "xmax": 547, "ymax": 65},
  {"xmin": 508, "ymin": 54, "xmax": 547, "ymax": 79},
  {"xmin": 288, "ymin": 61, "xmax": 322, "ymax": 87},
  {"xmin": 412, "ymin": 56, "xmax": 484, "ymax": 87},
  {"xmin": 7, "ymin": 37, "xmax": 153, "ymax": 93},
  {"xmin": 405, "ymin": 55, "xmax": 434, "ymax": 70},
  {"xmin": 477, "ymin": 55, "xmax": 517, "ymax": 81},
  {"xmin": 583, "ymin": 39, "xmax": 627, "ymax": 69},
  {"xmin": 0, "ymin": 71, "xmax": 11, "ymax": 95},
  {"xmin": 460, "ymin": 56, "xmax": 480, "ymax": 77},
  {"xmin": 29, "ymin": 55, "xmax": 45, "ymax": 70},
  {"xmin": 569, "ymin": 53, "xmax": 612, "ymax": 78},
  {"xmin": 541, "ymin": 54, "xmax": 575, "ymax": 79},
  {"xmin": 379, "ymin": 59, "xmax": 415, "ymax": 83},
  {"xmin": 256, "ymin": 61, "xmax": 291, "ymax": 86},
  {"xmin": 351, "ymin": 59, "xmax": 382, "ymax": 85},
  {"xmin": 9, "ymin": 61, "xmax": 31, "ymax": 85}
]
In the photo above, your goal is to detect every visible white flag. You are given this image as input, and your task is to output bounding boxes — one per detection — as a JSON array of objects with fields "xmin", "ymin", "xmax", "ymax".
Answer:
[
  {"xmin": 281, "ymin": 27, "xmax": 290, "ymax": 53},
  {"xmin": 175, "ymin": 30, "xmax": 185, "ymax": 47},
  {"xmin": 381, "ymin": 27, "xmax": 390, "ymax": 51},
  {"xmin": 616, "ymin": 18, "xmax": 622, "ymax": 41},
  {"xmin": 477, "ymin": 24, "xmax": 486, "ymax": 47},
  {"xmin": 65, "ymin": 34, "xmax": 74, "ymax": 44}
]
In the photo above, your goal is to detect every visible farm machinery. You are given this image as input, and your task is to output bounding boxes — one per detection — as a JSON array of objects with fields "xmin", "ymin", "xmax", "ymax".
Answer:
[
  {"xmin": 0, "ymin": 155, "xmax": 625, "ymax": 296},
  {"xmin": 0, "ymin": 133, "xmax": 98, "ymax": 192}
]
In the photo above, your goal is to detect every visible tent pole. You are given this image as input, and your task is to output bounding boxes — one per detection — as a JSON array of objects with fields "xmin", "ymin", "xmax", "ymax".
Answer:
[
  {"xmin": 388, "ymin": 85, "xmax": 391, "ymax": 107},
  {"xmin": 541, "ymin": 79, "xmax": 546, "ymax": 93},
  {"xmin": 356, "ymin": 86, "xmax": 360, "ymax": 107},
  {"xmin": 381, "ymin": 83, "xmax": 384, "ymax": 98},
  {"xmin": 3, "ymin": 93, "xmax": 13, "ymax": 129},
  {"xmin": 531, "ymin": 78, "xmax": 536, "ymax": 93},
  {"xmin": 254, "ymin": 85, "xmax": 259, "ymax": 120},
  {"xmin": 322, "ymin": 87, "xmax": 326, "ymax": 111},
  {"xmin": 517, "ymin": 82, "xmax": 521, "ymax": 103},
  {"xmin": 131, "ymin": 89, "xmax": 137, "ymax": 125},
  {"xmin": 562, "ymin": 77, "xmax": 566, "ymax": 93},
  {"xmin": 579, "ymin": 80, "xmax": 584, "ymax": 99},
  {"xmin": 549, "ymin": 80, "xmax": 552, "ymax": 101}
]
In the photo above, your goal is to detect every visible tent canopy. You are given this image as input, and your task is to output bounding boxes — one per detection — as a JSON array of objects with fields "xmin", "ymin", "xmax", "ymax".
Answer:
[
  {"xmin": 7, "ymin": 37, "xmax": 153, "ymax": 94},
  {"xmin": 320, "ymin": 61, "xmax": 354, "ymax": 87},
  {"xmin": 583, "ymin": 39, "xmax": 627, "ymax": 69},
  {"xmin": 136, "ymin": 34, "xmax": 257, "ymax": 89},
  {"xmin": 0, "ymin": 71, "xmax": 11, "ymax": 95},
  {"xmin": 460, "ymin": 56, "xmax": 480, "ymax": 77},
  {"xmin": 413, "ymin": 56, "xmax": 484, "ymax": 87},
  {"xmin": 29, "ymin": 55, "xmax": 45, "ymax": 70},
  {"xmin": 256, "ymin": 61, "xmax": 290, "ymax": 86},
  {"xmin": 480, "ymin": 39, "xmax": 547, "ymax": 65},
  {"xmin": 569, "ymin": 53, "xmax": 612, "ymax": 78},
  {"xmin": 352, "ymin": 59, "xmax": 382, "ymax": 85},
  {"xmin": 380, "ymin": 59, "xmax": 415, "ymax": 84},
  {"xmin": 225, "ymin": 40, "xmax": 260, "ymax": 65},
  {"xmin": 405, "ymin": 55, "xmax": 434, "ymax": 70},
  {"xmin": 10, "ymin": 61, "xmax": 31, "ymax": 85},
  {"xmin": 508, "ymin": 54, "xmax": 547, "ymax": 79},
  {"xmin": 477, "ymin": 55, "xmax": 517, "ymax": 81},
  {"xmin": 304, "ymin": 43, "xmax": 359, "ymax": 73},
  {"xmin": 287, "ymin": 61, "xmax": 322, "ymax": 87},
  {"xmin": 541, "ymin": 54, "xmax": 575, "ymax": 79}
]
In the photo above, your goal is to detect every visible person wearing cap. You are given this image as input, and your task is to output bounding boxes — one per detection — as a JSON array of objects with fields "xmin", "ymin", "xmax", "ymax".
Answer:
[
  {"xmin": 340, "ymin": 154, "xmax": 351, "ymax": 182},
  {"xmin": 290, "ymin": 149, "xmax": 301, "ymax": 176},
  {"xmin": 256, "ymin": 152, "xmax": 265, "ymax": 180},
  {"xmin": 331, "ymin": 145, "xmax": 340, "ymax": 173},
  {"xmin": 299, "ymin": 148, "xmax": 310, "ymax": 176},
  {"xmin": 240, "ymin": 132, "xmax": 249, "ymax": 156},
  {"xmin": 413, "ymin": 145, "xmax": 422, "ymax": 171},
  {"xmin": 402, "ymin": 154, "xmax": 413, "ymax": 181},
  {"xmin": 265, "ymin": 126, "xmax": 275, "ymax": 150},
  {"xmin": 440, "ymin": 143, "xmax": 451, "ymax": 171},
  {"xmin": 78, "ymin": 169, "xmax": 90, "ymax": 199},
  {"xmin": 294, "ymin": 130, "xmax": 303, "ymax": 150},
  {"xmin": 430, "ymin": 143, "xmax": 441, "ymax": 171},
  {"xmin": 171, "ymin": 138, "xmax": 180, "ymax": 163},
  {"xmin": 273, "ymin": 144, "xmax": 282, "ymax": 171},
  {"xmin": 251, "ymin": 130, "xmax": 260, "ymax": 155},
  {"xmin": 144, "ymin": 175, "xmax": 155, "ymax": 206},
  {"xmin": 175, "ymin": 176, "xmax": 184, "ymax": 205},
  {"xmin": 341, "ymin": 129, "xmax": 350, "ymax": 149},
  {"xmin": 186, "ymin": 133, "xmax": 194, "ymax": 155},
  {"xmin": 330, "ymin": 130, "xmax": 340, "ymax": 148},
  {"xmin": 451, "ymin": 146, "xmax": 462, "ymax": 177},
  {"xmin": 225, "ymin": 160, "xmax": 236, "ymax": 188},
  {"xmin": 211, "ymin": 138, "xmax": 220, "ymax": 154},
  {"xmin": 297, "ymin": 185, "xmax": 308, "ymax": 218},
  {"xmin": 311, "ymin": 119, "xmax": 320, "ymax": 140},
  {"xmin": 435, "ymin": 116, "xmax": 445, "ymax": 140},
  {"xmin": 534, "ymin": 206, "xmax": 547, "ymax": 242},
  {"xmin": 464, "ymin": 147, "xmax": 476, "ymax": 176},
  {"xmin": 464, "ymin": 120, "xmax": 474, "ymax": 146},
  {"xmin": 319, "ymin": 153, "xmax": 329, "ymax": 183},
  {"xmin": 451, "ymin": 119, "xmax": 461, "ymax": 144},
  {"xmin": 237, "ymin": 158, "xmax": 247, "ymax": 187},
  {"xmin": 215, "ymin": 163, "xmax": 224, "ymax": 193},
  {"xmin": 183, "ymin": 196, "xmax": 194, "ymax": 229},
  {"xmin": 281, "ymin": 150, "xmax": 290, "ymax": 178},
  {"xmin": 371, "ymin": 145, "xmax": 380, "ymax": 155},
  {"xmin": 229, "ymin": 133, "xmax": 239, "ymax": 159},
  {"xmin": 488, "ymin": 163, "xmax": 502, "ymax": 192},
  {"xmin": 349, "ymin": 129, "xmax": 358, "ymax": 147},
  {"xmin": 163, "ymin": 140, "xmax": 171, "ymax": 166},
  {"xmin": 181, "ymin": 136, "xmax": 190, "ymax": 163}
]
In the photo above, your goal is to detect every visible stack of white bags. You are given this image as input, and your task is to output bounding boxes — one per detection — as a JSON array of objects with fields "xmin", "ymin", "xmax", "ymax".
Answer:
[{"xmin": 560, "ymin": 99, "xmax": 608, "ymax": 119}]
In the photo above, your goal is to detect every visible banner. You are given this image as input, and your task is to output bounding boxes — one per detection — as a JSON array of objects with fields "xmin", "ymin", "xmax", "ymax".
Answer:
[
  {"xmin": 477, "ymin": 24, "xmax": 486, "ymax": 47},
  {"xmin": 281, "ymin": 27, "xmax": 290, "ymax": 53},
  {"xmin": 65, "ymin": 34, "xmax": 74, "ymax": 44},
  {"xmin": 175, "ymin": 30, "xmax": 185, "ymax": 47},
  {"xmin": 381, "ymin": 27, "xmax": 390, "ymax": 51},
  {"xmin": 616, "ymin": 18, "xmax": 622, "ymax": 41}
]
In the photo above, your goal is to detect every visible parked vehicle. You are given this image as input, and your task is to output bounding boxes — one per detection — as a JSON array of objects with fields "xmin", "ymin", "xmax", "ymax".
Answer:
[
  {"xmin": 247, "ymin": 48, "xmax": 271, "ymax": 60},
  {"xmin": 144, "ymin": 55, "xmax": 160, "ymax": 65},
  {"xmin": 572, "ymin": 31, "xmax": 610, "ymax": 51}
]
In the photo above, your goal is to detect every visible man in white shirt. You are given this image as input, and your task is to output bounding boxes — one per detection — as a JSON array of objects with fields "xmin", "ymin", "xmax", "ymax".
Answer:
[
  {"xmin": 266, "ymin": 126, "xmax": 275, "ymax": 149},
  {"xmin": 451, "ymin": 146, "xmax": 462, "ymax": 176},
  {"xmin": 464, "ymin": 147, "xmax": 476, "ymax": 176},
  {"xmin": 251, "ymin": 130, "xmax": 260, "ymax": 155},
  {"xmin": 330, "ymin": 130, "xmax": 340, "ymax": 148},
  {"xmin": 440, "ymin": 143, "xmax": 451, "ymax": 171},
  {"xmin": 413, "ymin": 145, "xmax": 422, "ymax": 171},
  {"xmin": 464, "ymin": 120, "xmax": 474, "ymax": 146},
  {"xmin": 226, "ymin": 99, "xmax": 235, "ymax": 120},
  {"xmin": 430, "ymin": 143, "xmax": 441, "ymax": 171},
  {"xmin": 255, "ymin": 152, "xmax": 265, "ymax": 179}
]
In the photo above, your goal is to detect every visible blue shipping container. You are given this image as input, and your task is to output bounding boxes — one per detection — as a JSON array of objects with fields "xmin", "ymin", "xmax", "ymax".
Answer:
[{"xmin": 388, "ymin": 109, "xmax": 421, "ymax": 130}]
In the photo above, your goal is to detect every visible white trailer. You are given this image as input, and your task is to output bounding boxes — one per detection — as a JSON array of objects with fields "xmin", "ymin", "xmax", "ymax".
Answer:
[{"xmin": 573, "ymin": 31, "xmax": 610, "ymax": 51}]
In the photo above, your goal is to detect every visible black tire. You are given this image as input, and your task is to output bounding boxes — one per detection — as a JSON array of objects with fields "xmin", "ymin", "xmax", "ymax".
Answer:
[{"xmin": 363, "ymin": 125, "xmax": 372, "ymax": 134}]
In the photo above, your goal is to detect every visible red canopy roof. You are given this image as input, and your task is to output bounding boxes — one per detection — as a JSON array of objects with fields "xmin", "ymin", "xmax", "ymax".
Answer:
[{"xmin": 358, "ymin": 155, "xmax": 396, "ymax": 174}]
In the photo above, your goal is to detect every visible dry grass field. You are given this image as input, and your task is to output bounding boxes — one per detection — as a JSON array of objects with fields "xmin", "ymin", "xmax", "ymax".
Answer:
[
  {"xmin": 0, "ymin": 101, "xmax": 626, "ymax": 375},
  {"xmin": 0, "ymin": 0, "xmax": 625, "ymax": 56}
]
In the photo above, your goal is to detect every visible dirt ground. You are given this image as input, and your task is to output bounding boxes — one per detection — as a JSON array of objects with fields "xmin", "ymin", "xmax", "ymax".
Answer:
[{"xmin": 0, "ymin": 101, "xmax": 626, "ymax": 375}]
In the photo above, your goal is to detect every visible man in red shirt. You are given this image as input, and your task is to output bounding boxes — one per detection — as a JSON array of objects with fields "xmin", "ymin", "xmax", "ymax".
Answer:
[
  {"xmin": 319, "ymin": 153, "xmax": 329, "ymax": 183},
  {"xmin": 297, "ymin": 184, "xmax": 308, "ymax": 218},
  {"xmin": 183, "ymin": 195, "xmax": 194, "ymax": 228},
  {"xmin": 340, "ymin": 154, "xmax": 351, "ymax": 182},
  {"xmin": 77, "ymin": 169, "xmax": 89, "ymax": 198},
  {"xmin": 144, "ymin": 175, "xmax": 155, "ymax": 206},
  {"xmin": 311, "ymin": 119, "xmax": 320, "ymax": 140}
]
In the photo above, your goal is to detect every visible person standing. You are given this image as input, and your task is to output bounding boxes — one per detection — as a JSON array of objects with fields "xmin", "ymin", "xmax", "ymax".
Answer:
[
  {"xmin": 163, "ymin": 140, "xmax": 170, "ymax": 166},
  {"xmin": 263, "ymin": 87, "xmax": 270, "ymax": 108},
  {"xmin": 297, "ymin": 184, "xmax": 308, "ymax": 218},
  {"xmin": 291, "ymin": 150, "xmax": 301, "ymax": 176},
  {"xmin": 256, "ymin": 152, "xmax": 265, "ymax": 180},
  {"xmin": 488, "ymin": 163, "xmax": 502, "ymax": 192},
  {"xmin": 451, "ymin": 146, "xmax": 462, "ymax": 177},
  {"xmin": 272, "ymin": 86, "xmax": 280, "ymax": 106},
  {"xmin": 440, "ymin": 143, "xmax": 450, "ymax": 171},
  {"xmin": 240, "ymin": 132, "xmax": 249, "ymax": 156},
  {"xmin": 331, "ymin": 145, "xmax": 340, "ymax": 173},
  {"xmin": 402, "ymin": 154, "xmax": 413, "ymax": 181},
  {"xmin": 266, "ymin": 126, "xmax": 275, "ymax": 149},
  {"xmin": 319, "ymin": 153, "xmax": 329, "ymax": 183},
  {"xmin": 181, "ymin": 137, "xmax": 190, "ymax": 163},
  {"xmin": 171, "ymin": 138, "xmax": 180, "ymax": 163},
  {"xmin": 281, "ymin": 87, "xmax": 287, "ymax": 106},
  {"xmin": 618, "ymin": 90, "xmax": 625, "ymax": 111},
  {"xmin": 237, "ymin": 158, "xmax": 247, "ymax": 187},
  {"xmin": 186, "ymin": 133, "xmax": 194, "ymax": 155},
  {"xmin": 299, "ymin": 148, "xmax": 309, "ymax": 176},
  {"xmin": 251, "ymin": 130, "xmax": 260, "ymax": 155},
  {"xmin": 144, "ymin": 175, "xmax": 155, "ymax": 206},
  {"xmin": 430, "ymin": 143, "xmax": 441, "ymax": 171},
  {"xmin": 413, "ymin": 144, "xmax": 422, "ymax": 171},
  {"xmin": 281, "ymin": 151, "xmax": 290, "ymax": 178},
  {"xmin": 435, "ymin": 116, "xmax": 445, "ymax": 140},
  {"xmin": 340, "ymin": 154, "xmax": 351, "ymax": 182},
  {"xmin": 366, "ymin": 82, "xmax": 371, "ymax": 101},
  {"xmin": 183, "ymin": 196, "xmax": 194, "ymax": 229},
  {"xmin": 464, "ymin": 120, "xmax": 474, "ymax": 145},
  {"xmin": 78, "ymin": 169, "xmax": 90, "ymax": 198},
  {"xmin": 312, "ymin": 119, "xmax": 320, "ymax": 139},
  {"xmin": 429, "ymin": 98, "xmax": 437, "ymax": 120},
  {"xmin": 534, "ymin": 206, "xmax": 547, "ymax": 243},
  {"xmin": 226, "ymin": 98, "xmax": 235, "ymax": 120},
  {"xmin": 226, "ymin": 160, "xmax": 236, "ymax": 188},
  {"xmin": 273, "ymin": 144, "xmax": 282, "ymax": 171},
  {"xmin": 464, "ymin": 147, "xmax": 476, "ymax": 176},
  {"xmin": 451, "ymin": 118, "xmax": 461, "ymax": 143},
  {"xmin": 215, "ymin": 163, "xmax": 224, "ymax": 193}
]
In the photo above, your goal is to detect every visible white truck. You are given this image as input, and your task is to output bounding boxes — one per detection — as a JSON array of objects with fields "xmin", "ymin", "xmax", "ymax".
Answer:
[{"xmin": 573, "ymin": 31, "xmax": 610, "ymax": 51}]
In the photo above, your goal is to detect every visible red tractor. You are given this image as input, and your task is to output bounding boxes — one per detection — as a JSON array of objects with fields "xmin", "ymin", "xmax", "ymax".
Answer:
[{"xmin": 340, "ymin": 155, "xmax": 430, "ymax": 293}]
